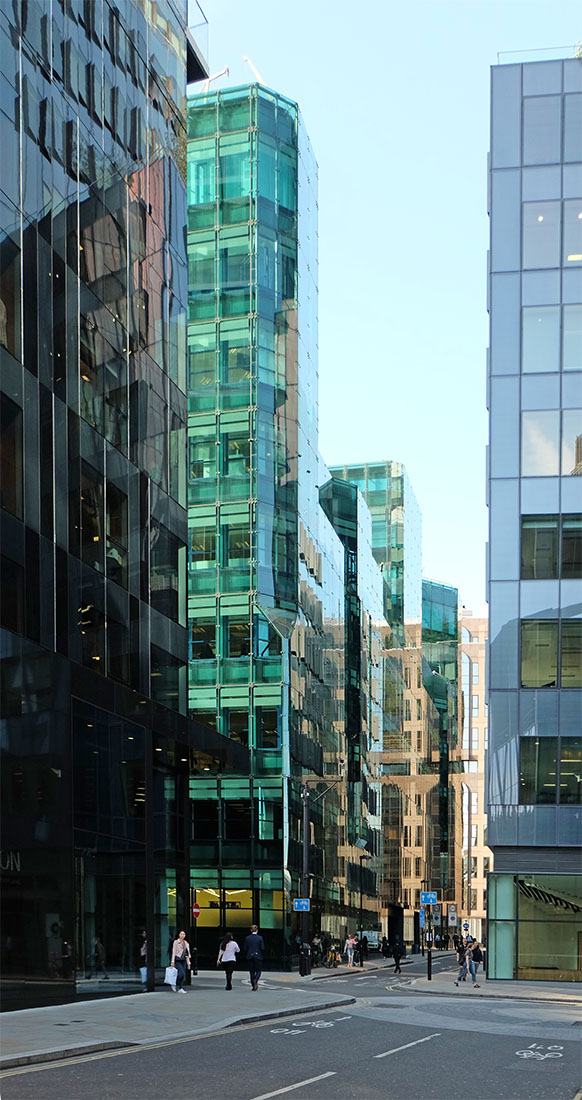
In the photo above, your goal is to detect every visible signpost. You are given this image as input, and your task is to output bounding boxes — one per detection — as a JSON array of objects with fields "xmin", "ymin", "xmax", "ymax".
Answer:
[
  {"xmin": 191, "ymin": 902, "xmax": 200, "ymax": 975},
  {"xmin": 293, "ymin": 898, "xmax": 311, "ymax": 912},
  {"xmin": 448, "ymin": 903, "xmax": 457, "ymax": 926},
  {"xmin": 419, "ymin": 893, "xmax": 439, "ymax": 980}
]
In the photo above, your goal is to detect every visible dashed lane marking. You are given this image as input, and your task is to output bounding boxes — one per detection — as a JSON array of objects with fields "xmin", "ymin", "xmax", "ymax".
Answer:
[
  {"xmin": 249, "ymin": 1071, "xmax": 337, "ymax": 1099},
  {"xmin": 374, "ymin": 1032, "xmax": 441, "ymax": 1059}
]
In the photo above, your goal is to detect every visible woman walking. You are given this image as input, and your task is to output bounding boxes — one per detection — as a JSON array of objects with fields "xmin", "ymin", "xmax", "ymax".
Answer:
[
  {"xmin": 344, "ymin": 933, "xmax": 356, "ymax": 967},
  {"xmin": 217, "ymin": 933, "xmax": 240, "ymax": 990},
  {"xmin": 454, "ymin": 937, "xmax": 479, "ymax": 988},
  {"xmin": 171, "ymin": 930, "xmax": 191, "ymax": 993}
]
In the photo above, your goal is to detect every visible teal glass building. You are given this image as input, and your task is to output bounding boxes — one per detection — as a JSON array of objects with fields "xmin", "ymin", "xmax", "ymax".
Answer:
[
  {"xmin": 186, "ymin": 84, "xmax": 382, "ymax": 960},
  {"xmin": 487, "ymin": 55, "xmax": 582, "ymax": 980}
]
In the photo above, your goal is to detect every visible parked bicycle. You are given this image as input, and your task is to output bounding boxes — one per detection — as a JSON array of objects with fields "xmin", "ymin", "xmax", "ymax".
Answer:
[{"xmin": 323, "ymin": 944, "xmax": 341, "ymax": 968}]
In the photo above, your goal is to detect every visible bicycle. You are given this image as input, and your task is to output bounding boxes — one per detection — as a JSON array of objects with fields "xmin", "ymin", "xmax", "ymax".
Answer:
[{"xmin": 323, "ymin": 946, "xmax": 340, "ymax": 968}]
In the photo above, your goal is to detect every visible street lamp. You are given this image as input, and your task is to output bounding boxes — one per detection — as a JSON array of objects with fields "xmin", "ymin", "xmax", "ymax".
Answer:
[{"xmin": 355, "ymin": 839, "xmax": 370, "ymax": 969}]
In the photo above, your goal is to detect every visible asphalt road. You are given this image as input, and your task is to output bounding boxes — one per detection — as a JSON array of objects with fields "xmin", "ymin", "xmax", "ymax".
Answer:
[{"xmin": 2, "ymin": 954, "xmax": 581, "ymax": 1100}]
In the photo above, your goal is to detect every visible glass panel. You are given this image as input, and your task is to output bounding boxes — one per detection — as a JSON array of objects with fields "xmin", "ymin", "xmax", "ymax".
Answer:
[
  {"xmin": 562, "ymin": 516, "xmax": 582, "ymax": 579},
  {"xmin": 520, "ymin": 619, "xmax": 558, "ymax": 688},
  {"xmin": 191, "ymin": 620, "xmax": 216, "ymax": 659},
  {"xmin": 563, "ymin": 200, "xmax": 582, "ymax": 267},
  {"xmin": 523, "ymin": 61, "xmax": 561, "ymax": 96},
  {"xmin": 523, "ymin": 96, "xmax": 561, "ymax": 165},
  {"xmin": 561, "ymin": 620, "xmax": 582, "ymax": 689},
  {"xmin": 521, "ymin": 516, "xmax": 558, "ymax": 579},
  {"xmin": 519, "ymin": 737, "xmax": 558, "ymax": 803},
  {"xmin": 561, "ymin": 409, "xmax": 582, "ymax": 475},
  {"xmin": 564, "ymin": 94, "xmax": 582, "ymax": 163},
  {"xmin": 106, "ymin": 484, "xmax": 128, "ymax": 587},
  {"xmin": 560, "ymin": 737, "xmax": 582, "ymax": 803},
  {"xmin": 517, "ymin": 874, "xmax": 582, "ymax": 981},
  {"xmin": 191, "ymin": 524, "xmax": 216, "ymax": 567},
  {"xmin": 150, "ymin": 522, "xmax": 182, "ymax": 622},
  {"xmin": 488, "ymin": 920, "xmax": 515, "ymax": 979},
  {"xmin": 521, "ymin": 410, "xmax": 560, "ymax": 475},
  {"xmin": 521, "ymin": 306, "xmax": 560, "ymax": 373},
  {"xmin": 491, "ymin": 171, "xmax": 520, "ymax": 271},
  {"xmin": 491, "ymin": 65, "xmax": 521, "ymax": 168},
  {"xmin": 522, "ymin": 166, "xmax": 561, "ymax": 201},
  {"xmin": 79, "ymin": 462, "xmax": 104, "ymax": 572},
  {"xmin": 563, "ymin": 306, "xmax": 582, "ymax": 372},
  {"xmin": 488, "ymin": 875, "xmax": 515, "ymax": 927},
  {"xmin": 522, "ymin": 202, "xmax": 560, "ymax": 268},
  {"xmin": 0, "ymin": 392, "xmax": 23, "ymax": 518}
]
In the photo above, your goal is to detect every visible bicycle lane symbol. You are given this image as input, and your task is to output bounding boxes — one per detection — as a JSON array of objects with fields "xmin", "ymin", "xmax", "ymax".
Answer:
[
  {"xmin": 515, "ymin": 1043, "xmax": 564, "ymax": 1060},
  {"xmin": 270, "ymin": 1021, "xmax": 337, "ymax": 1037}
]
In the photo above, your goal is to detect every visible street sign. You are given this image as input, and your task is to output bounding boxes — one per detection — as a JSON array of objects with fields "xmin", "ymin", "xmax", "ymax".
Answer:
[
  {"xmin": 420, "ymin": 891, "xmax": 437, "ymax": 905},
  {"xmin": 192, "ymin": 903, "xmax": 200, "ymax": 918},
  {"xmin": 293, "ymin": 898, "xmax": 310, "ymax": 911},
  {"xmin": 448, "ymin": 903, "xmax": 457, "ymax": 926},
  {"xmin": 463, "ymin": 921, "xmax": 470, "ymax": 930},
  {"xmin": 433, "ymin": 904, "xmax": 441, "ymax": 922},
  {"xmin": 419, "ymin": 907, "xmax": 425, "ymax": 928}
]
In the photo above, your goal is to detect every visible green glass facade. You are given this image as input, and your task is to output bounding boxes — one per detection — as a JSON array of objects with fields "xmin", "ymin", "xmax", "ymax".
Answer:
[{"xmin": 186, "ymin": 85, "xmax": 382, "ymax": 961}]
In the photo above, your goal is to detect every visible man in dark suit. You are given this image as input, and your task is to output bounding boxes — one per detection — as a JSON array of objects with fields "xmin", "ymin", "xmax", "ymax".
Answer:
[{"xmin": 244, "ymin": 924, "xmax": 265, "ymax": 991}]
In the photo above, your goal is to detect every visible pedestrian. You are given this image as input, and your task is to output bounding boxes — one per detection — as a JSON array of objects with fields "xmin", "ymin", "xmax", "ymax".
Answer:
[
  {"xmin": 361, "ymin": 935, "xmax": 369, "ymax": 960},
  {"xmin": 344, "ymin": 933, "xmax": 356, "ymax": 967},
  {"xmin": 93, "ymin": 936, "xmax": 109, "ymax": 980},
  {"xmin": 244, "ymin": 924, "xmax": 265, "ymax": 991},
  {"xmin": 391, "ymin": 941, "xmax": 404, "ymax": 974},
  {"xmin": 217, "ymin": 933, "xmax": 239, "ymax": 990},
  {"xmin": 435, "ymin": 932, "xmax": 441, "ymax": 949},
  {"xmin": 443, "ymin": 932, "xmax": 450, "ymax": 949},
  {"xmin": 139, "ymin": 929, "xmax": 148, "ymax": 989},
  {"xmin": 171, "ymin": 930, "xmax": 191, "ymax": 993},
  {"xmin": 471, "ymin": 941, "xmax": 484, "ymax": 979},
  {"xmin": 453, "ymin": 932, "xmax": 460, "ymax": 951},
  {"xmin": 381, "ymin": 936, "xmax": 390, "ymax": 959},
  {"xmin": 454, "ymin": 938, "xmax": 479, "ymax": 988}
]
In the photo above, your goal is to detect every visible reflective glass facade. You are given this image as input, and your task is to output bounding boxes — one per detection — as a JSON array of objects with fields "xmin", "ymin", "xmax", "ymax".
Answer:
[
  {"xmin": 0, "ymin": 0, "xmax": 226, "ymax": 1010},
  {"xmin": 329, "ymin": 462, "xmax": 422, "ymax": 643},
  {"xmin": 487, "ymin": 57, "xmax": 582, "ymax": 980},
  {"xmin": 186, "ymin": 85, "xmax": 382, "ymax": 961}
]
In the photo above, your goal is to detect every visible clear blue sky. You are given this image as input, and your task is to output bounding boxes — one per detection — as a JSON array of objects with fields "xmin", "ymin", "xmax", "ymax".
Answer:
[{"xmin": 200, "ymin": 1, "xmax": 580, "ymax": 614}]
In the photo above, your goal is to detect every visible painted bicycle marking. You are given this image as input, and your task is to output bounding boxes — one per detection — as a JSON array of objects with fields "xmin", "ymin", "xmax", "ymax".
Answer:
[{"xmin": 515, "ymin": 1043, "xmax": 563, "ymax": 1060}]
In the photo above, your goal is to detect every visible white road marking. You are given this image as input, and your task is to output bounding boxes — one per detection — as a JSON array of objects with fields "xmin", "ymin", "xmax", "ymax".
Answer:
[
  {"xmin": 249, "ymin": 1071, "xmax": 337, "ymax": 1099},
  {"xmin": 374, "ymin": 1032, "xmax": 441, "ymax": 1059},
  {"xmin": 335, "ymin": 1015, "xmax": 352, "ymax": 1020}
]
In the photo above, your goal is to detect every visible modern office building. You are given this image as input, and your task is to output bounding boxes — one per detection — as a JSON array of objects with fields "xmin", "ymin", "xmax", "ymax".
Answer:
[
  {"xmin": 329, "ymin": 462, "xmax": 422, "ymax": 643},
  {"xmin": 0, "ymin": 1, "xmax": 227, "ymax": 1010},
  {"xmin": 186, "ymin": 84, "xmax": 382, "ymax": 961},
  {"xmin": 421, "ymin": 579, "xmax": 462, "ymax": 911},
  {"xmin": 487, "ymin": 55, "xmax": 582, "ymax": 980},
  {"xmin": 459, "ymin": 613, "xmax": 492, "ymax": 942}
]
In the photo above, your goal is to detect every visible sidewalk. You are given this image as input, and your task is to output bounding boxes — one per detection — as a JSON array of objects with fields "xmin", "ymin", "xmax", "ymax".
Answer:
[
  {"xmin": 408, "ymin": 958, "xmax": 582, "ymax": 1005},
  {"xmin": 0, "ymin": 970, "xmax": 356, "ymax": 1071}
]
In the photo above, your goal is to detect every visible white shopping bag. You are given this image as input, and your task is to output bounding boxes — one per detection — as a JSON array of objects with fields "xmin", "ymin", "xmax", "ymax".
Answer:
[{"xmin": 164, "ymin": 965, "xmax": 177, "ymax": 986}]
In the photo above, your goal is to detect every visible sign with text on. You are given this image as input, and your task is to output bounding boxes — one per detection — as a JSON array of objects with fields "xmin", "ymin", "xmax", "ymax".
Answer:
[
  {"xmin": 293, "ymin": 898, "xmax": 310, "ymax": 911},
  {"xmin": 420, "ymin": 891, "xmax": 438, "ymax": 905},
  {"xmin": 448, "ymin": 903, "xmax": 458, "ymax": 926}
]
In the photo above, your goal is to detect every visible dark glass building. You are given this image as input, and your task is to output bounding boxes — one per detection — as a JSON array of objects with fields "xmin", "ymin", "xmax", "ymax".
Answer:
[{"xmin": 0, "ymin": 0, "xmax": 252, "ymax": 1011}]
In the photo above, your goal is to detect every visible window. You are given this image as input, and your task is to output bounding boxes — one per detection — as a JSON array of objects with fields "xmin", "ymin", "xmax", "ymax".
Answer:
[
  {"xmin": 151, "ymin": 646, "xmax": 184, "ymax": 711},
  {"xmin": 471, "ymin": 792, "xmax": 478, "ymax": 815},
  {"xmin": 471, "ymin": 825, "xmax": 478, "ymax": 846},
  {"xmin": 470, "ymin": 889, "xmax": 478, "ymax": 911},
  {"xmin": 0, "ymin": 393, "xmax": 23, "ymax": 519},
  {"xmin": 224, "ymin": 709, "xmax": 249, "ymax": 747},
  {"xmin": 562, "ymin": 409, "xmax": 582, "ymax": 476},
  {"xmin": 472, "ymin": 695, "xmax": 479, "ymax": 716},
  {"xmin": 255, "ymin": 707, "xmax": 279, "ymax": 749},
  {"xmin": 521, "ymin": 515, "xmax": 581, "ymax": 579},
  {"xmin": 191, "ymin": 524, "xmax": 216, "ymax": 567},
  {"xmin": 107, "ymin": 617, "xmax": 129, "ymax": 683},
  {"xmin": 521, "ymin": 411, "xmax": 560, "ymax": 476},
  {"xmin": 191, "ymin": 620, "xmax": 216, "ymax": 659},
  {"xmin": 150, "ymin": 523, "xmax": 184, "ymax": 623},
  {"xmin": 523, "ymin": 96, "xmax": 561, "ymax": 165},
  {"xmin": 522, "ymin": 201, "xmax": 560, "ymax": 268},
  {"xmin": 189, "ymin": 438, "xmax": 216, "ymax": 480},
  {"xmin": 415, "ymin": 857, "xmax": 422, "ymax": 877},
  {"xmin": 521, "ymin": 620, "xmax": 558, "ymax": 687},
  {"xmin": 561, "ymin": 621, "xmax": 582, "ymax": 688},
  {"xmin": 560, "ymin": 737, "xmax": 582, "ymax": 804},
  {"xmin": 223, "ymin": 433, "xmax": 251, "ymax": 476},
  {"xmin": 519, "ymin": 737, "xmax": 557, "ymax": 803},
  {"xmin": 522, "ymin": 306, "xmax": 560, "ymax": 373},
  {"xmin": 416, "ymin": 699, "xmax": 422, "ymax": 721},
  {"xmin": 483, "ymin": 857, "xmax": 490, "ymax": 875},
  {"xmin": 225, "ymin": 618, "xmax": 250, "ymax": 657},
  {"xmin": 521, "ymin": 516, "xmax": 558, "ymax": 578},
  {"xmin": 563, "ymin": 305, "xmax": 582, "ymax": 371},
  {"xmin": 223, "ymin": 523, "xmax": 251, "ymax": 564},
  {"xmin": 472, "ymin": 663, "xmax": 479, "ymax": 685},
  {"xmin": 78, "ymin": 462, "xmax": 104, "ymax": 572},
  {"xmin": 415, "ymin": 825, "xmax": 422, "ymax": 846},
  {"xmin": 223, "ymin": 799, "xmax": 252, "ymax": 839},
  {"xmin": 563, "ymin": 200, "xmax": 582, "ymax": 266},
  {"xmin": 106, "ymin": 484, "xmax": 128, "ymax": 587},
  {"xmin": 471, "ymin": 728, "xmax": 479, "ymax": 752},
  {"xmin": 562, "ymin": 517, "xmax": 582, "ymax": 578}
]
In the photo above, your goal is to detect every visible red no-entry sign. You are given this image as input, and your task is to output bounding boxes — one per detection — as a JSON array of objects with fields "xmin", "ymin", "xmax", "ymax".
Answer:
[{"xmin": 192, "ymin": 903, "xmax": 200, "ymax": 918}]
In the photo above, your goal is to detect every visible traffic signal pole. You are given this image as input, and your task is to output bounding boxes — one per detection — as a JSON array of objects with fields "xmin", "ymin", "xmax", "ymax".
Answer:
[{"xmin": 427, "ymin": 907, "xmax": 432, "ymax": 981}]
